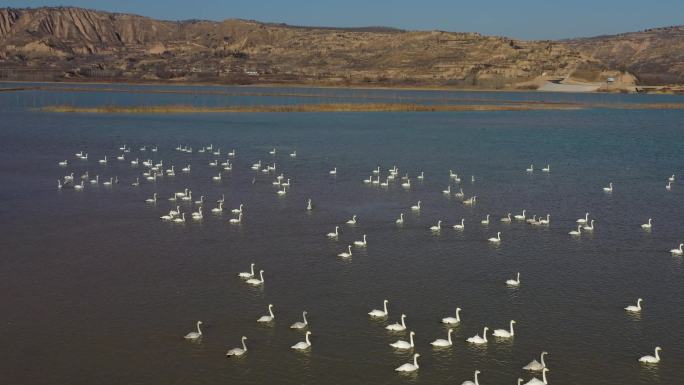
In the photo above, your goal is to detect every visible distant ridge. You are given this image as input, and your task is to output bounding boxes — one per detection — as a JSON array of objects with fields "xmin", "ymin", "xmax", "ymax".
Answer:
[{"xmin": 0, "ymin": 7, "xmax": 682, "ymax": 89}]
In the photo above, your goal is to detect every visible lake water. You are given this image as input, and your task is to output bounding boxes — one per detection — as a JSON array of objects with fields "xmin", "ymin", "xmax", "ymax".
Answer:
[{"xmin": 1, "ymin": 84, "xmax": 683, "ymax": 385}]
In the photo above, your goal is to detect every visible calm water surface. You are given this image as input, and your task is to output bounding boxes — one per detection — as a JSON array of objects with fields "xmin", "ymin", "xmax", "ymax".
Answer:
[{"xmin": 1, "ymin": 86, "xmax": 683, "ymax": 385}]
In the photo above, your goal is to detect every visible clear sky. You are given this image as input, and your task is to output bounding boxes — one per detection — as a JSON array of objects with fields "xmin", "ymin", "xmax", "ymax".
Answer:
[{"xmin": 5, "ymin": 0, "xmax": 684, "ymax": 40}]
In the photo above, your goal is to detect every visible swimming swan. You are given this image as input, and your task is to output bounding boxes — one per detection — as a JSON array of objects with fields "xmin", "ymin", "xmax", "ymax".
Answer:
[
  {"xmin": 346, "ymin": 215, "xmax": 357, "ymax": 225},
  {"xmin": 514, "ymin": 210, "xmax": 526, "ymax": 221},
  {"xmin": 625, "ymin": 298, "xmax": 643, "ymax": 312},
  {"xmin": 488, "ymin": 232, "xmax": 501, "ymax": 243},
  {"xmin": 506, "ymin": 272, "xmax": 521, "ymax": 286},
  {"xmin": 386, "ymin": 314, "xmax": 407, "ymax": 331},
  {"xmin": 354, "ymin": 234, "xmax": 368, "ymax": 247},
  {"xmin": 226, "ymin": 336, "xmax": 247, "ymax": 356},
  {"xmin": 641, "ymin": 218, "xmax": 652, "ymax": 229},
  {"xmin": 671, "ymin": 243, "xmax": 683, "ymax": 255},
  {"xmin": 462, "ymin": 370, "xmax": 481, "ymax": 385},
  {"xmin": 569, "ymin": 225, "xmax": 582, "ymax": 236},
  {"xmin": 442, "ymin": 307, "xmax": 461, "ymax": 324},
  {"xmin": 639, "ymin": 347, "xmax": 662, "ymax": 363},
  {"xmin": 492, "ymin": 320, "xmax": 515, "ymax": 338},
  {"xmin": 338, "ymin": 245, "xmax": 352, "ymax": 258},
  {"xmin": 369, "ymin": 300, "xmax": 389, "ymax": 318},
  {"xmin": 291, "ymin": 331, "xmax": 312, "ymax": 350},
  {"xmin": 467, "ymin": 327, "xmax": 488, "ymax": 344},
  {"xmin": 257, "ymin": 304, "xmax": 275, "ymax": 323},
  {"xmin": 246, "ymin": 270, "xmax": 264, "ymax": 286},
  {"xmin": 395, "ymin": 353, "xmax": 419, "ymax": 372},
  {"xmin": 184, "ymin": 321, "xmax": 203, "ymax": 340},
  {"xmin": 238, "ymin": 263, "xmax": 255, "ymax": 279},
  {"xmin": 431, "ymin": 328, "xmax": 453, "ymax": 347},
  {"xmin": 290, "ymin": 311, "xmax": 308, "ymax": 329},
  {"xmin": 327, "ymin": 226, "xmax": 339, "ymax": 238},
  {"xmin": 390, "ymin": 331, "xmax": 415, "ymax": 350},
  {"xmin": 524, "ymin": 368, "xmax": 549, "ymax": 385},
  {"xmin": 430, "ymin": 220, "xmax": 442, "ymax": 232},
  {"xmin": 523, "ymin": 351, "xmax": 548, "ymax": 371},
  {"xmin": 453, "ymin": 219, "xmax": 465, "ymax": 230},
  {"xmin": 411, "ymin": 201, "xmax": 421, "ymax": 211}
]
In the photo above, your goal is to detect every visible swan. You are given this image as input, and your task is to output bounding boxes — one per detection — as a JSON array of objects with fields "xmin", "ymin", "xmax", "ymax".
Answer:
[
  {"xmin": 195, "ymin": 196, "xmax": 204, "ymax": 205},
  {"xmin": 103, "ymin": 177, "xmax": 114, "ymax": 186},
  {"xmin": 395, "ymin": 353, "xmax": 419, "ymax": 372},
  {"xmin": 396, "ymin": 213, "xmax": 404, "ymax": 225},
  {"xmin": 625, "ymin": 298, "xmax": 643, "ymax": 312},
  {"xmin": 453, "ymin": 219, "xmax": 465, "ymax": 230},
  {"xmin": 488, "ymin": 232, "xmax": 501, "ymax": 243},
  {"xmin": 182, "ymin": 164, "xmax": 190, "ymax": 173},
  {"xmin": 269, "ymin": 148, "xmax": 276, "ymax": 155},
  {"xmin": 160, "ymin": 213, "xmax": 173, "ymax": 221},
  {"xmin": 481, "ymin": 214, "xmax": 490, "ymax": 225},
  {"xmin": 576, "ymin": 213, "xmax": 589, "ymax": 224},
  {"xmin": 670, "ymin": 243, "xmax": 683, "ymax": 255},
  {"xmin": 90, "ymin": 175, "xmax": 99, "ymax": 184},
  {"xmin": 526, "ymin": 164, "xmax": 534, "ymax": 172},
  {"xmin": 386, "ymin": 314, "xmax": 407, "ymax": 331},
  {"xmin": 526, "ymin": 215, "xmax": 538, "ymax": 224},
  {"xmin": 431, "ymin": 328, "xmax": 453, "ymax": 347},
  {"xmin": 603, "ymin": 182, "xmax": 613, "ymax": 192},
  {"xmin": 211, "ymin": 202, "xmax": 223, "ymax": 214},
  {"xmin": 569, "ymin": 225, "xmax": 582, "ymax": 236},
  {"xmin": 239, "ymin": 263, "xmax": 255, "ymax": 279},
  {"xmin": 209, "ymin": 159, "xmax": 218, "ymax": 167},
  {"xmin": 346, "ymin": 215, "xmax": 357, "ymax": 225},
  {"xmin": 354, "ymin": 234, "xmax": 368, "ymax": 247},
  {"xmin": 418, "ymin": 171, "xmax": 424, "ymax": 180},
  {"xmin": 506, "ymin": 272, "xmax": 521, "ymax": 286},
  {"xmin": 98, "ymin": 156, "xmax": 107, "ymax": 165},
  {"xmin": 290, "ymin": 311, "xmax": 308, "ymax": 329},
  {"xmin": 57, "ymin": 179, "xmax": 63, "ymax": 189},
  {"xmin": 463, "ymin": 196, "xmax": 477, "ymax": 205},
  {"xmin": 524, "ymin": 368, "xmax": 549, "ymax": 385},
  {"xmin": 338, "ymin": 245, "xmax": 352, "ymax": 258},
  {"xmin": 372, "ymin": 176, "xmax": 380, "ymax": 185},
  {"xmin": 145, "ymin": 193, "xmax": 157, "ymax": 203},
  {"xmin": 291, "ymin": 331, "xmax": 312, "ymax": 350},
  {"xmin": 329, "ymin": 167, "xmax": 337, "ymax": 175},
  {"xmin": 169, "ymin": 206, "xmax": 181, "ymax": 216},
  {"xmin": 307, "ymin": 198, "xmax": 313, "ymax": 211},
  {"xmin": 455, "ymin": 188, "xmax": 464, "ymax": 198},
  {"xmin": 229, "ymin": 213, "xmax": 243, "ymax": 224},
  {"xmin": 212, "ymin": 172, "xmax": 222, "ymax": 181},
  {"xmin": 542, "ymin": 164, "xmax": 550, "ymax": 172},
  {"xmin": 390, "ymin": 331, "xmax": 415, "ymax": 350},
  {"xmin": 430, "ymin": 220, "xmax": 442, "ymax": 232},
  {"xmin": 246, "ymin": 270, "xmax": 264, "ymax": 286},
  {"xmin": 462, "ymin": 370, "xmax": 481, "ymax": 385},
  {"xmin": 401, "ymin": 179, "xmax": 411, "ymax": 189},
  {"xmin": 372, "ymin": 166, "xmax": 380, "ymax": 175},
  {"xmin": 289, "ymin": 150, "xmax": 296, "ymax": 158},
  {"xmin": 641, "ymin": 218, "xmax": 652, "ymax": 229},
  {"xmin": 639, "ymin": 347, "xmax": 662, "ymax": 363},
  {"xmin": 443, "ymin": 185, "xmax": 451, "ymax": 195},
  {"xmin": 364, "ymin": 175, "xmax": 373, "ymax": 184},
  {"xmin": 467, "ymin": 327, "xmax": 488, "ymax": 344},
  {"xmin": 181, "ymin": 191, "xmax": 193, "ymax": 201},
  {"xmin": 369, "ymin": 300, "xmax": 389, "ymax": 317},
  {"xmin": 229, "ymin": 149, "xmax": 236, "ymax": 157},
  {"xmin": 442, "ymin": 307, "xmax": 461, "ymax": 324},
  {"xmin": 191, "ymin": 208, "xmax": 203, "ymax": 220},
  {"xmin": 669, "ymin": 174, "xmax": 675, "ymax": 182},
  {"xmin": 217, "ymin": 194, "xmax": 225, "ymax": 204},
  {"xmin": 583, "ymin": 220, "xmax": 595, "ymax": 231},
  {"xmin": 184, "ymin": 321, "xmax": 203, "ymax": 340},
  {"xmin": 257, "ymin": 304, "xmax": 275, "ymax": 323},
  {"xmin": 116, "ymin": 154, "xmax": 124, "ymax": 161},
  {"xmin": 131, "ymin": 158, "xmax": 139, "ymax": 166},
  {"xmin": 173, "ymin": 213, "xmax": 186, "ymax": 223},
  {"xmin": 131, "ymin": 178, "xmax": 140, "ymax": 187},
  {"xmin": 327, "ymin": 226, "xmax": 339, "ymax": 238},
  {"xmin": 514, "ymin": 210, "xmax": 526, "ymax": 221},
  {"xmin": 411, "ymin": 201, "xmax": 421, "ymax": 211},
  {"xmin": 666, "ymin": 181, "xmax": 672, "ymax": 191},
  {"xmin": 493, "ymin": 320, "xmax": 515, "ymax": 338},
  {"xmin": 58, "ymin": 160, "xmax": 68, "ymax": 166},
  {"xmin": 539, "ymin": 214, "xmax": 550, "ymax": 225},
  {"xmin": 226, "ymin": 336, "xmax": 247, "ymax": 356},
  {"xmin": 523, "ymin": 351, "xmax": 548, "ymax": 371},
  {"xmin": 501, "ymin": 213, "xmax": 512, "ymax": 223},
  {"xmin": 231, "ymin": 204, "xmax": 243, "ymax": 214}
]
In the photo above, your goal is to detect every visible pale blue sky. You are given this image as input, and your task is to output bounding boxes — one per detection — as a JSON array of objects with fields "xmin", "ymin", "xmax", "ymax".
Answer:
[{"xmin": 6, "ymin": 1, "xmax": 684, "ymax": 40}]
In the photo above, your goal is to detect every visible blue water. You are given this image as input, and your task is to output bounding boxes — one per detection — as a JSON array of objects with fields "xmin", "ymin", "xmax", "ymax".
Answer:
[{"xmin": 0, "ymin": 85, "xmax": 683, "ymax": 385}]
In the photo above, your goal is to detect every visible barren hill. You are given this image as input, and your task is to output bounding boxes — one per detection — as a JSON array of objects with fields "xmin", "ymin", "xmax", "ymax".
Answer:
[{"xmin": 0, "ymin": 7, "xmax": 681, "ymax": 89}]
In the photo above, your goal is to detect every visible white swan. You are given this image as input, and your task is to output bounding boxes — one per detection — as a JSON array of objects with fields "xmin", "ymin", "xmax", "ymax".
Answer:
[
  {"xmin": 173, "ymin": 213, "xmax": 186, "ymax": 223},
  {"xmin": 363, "ymin": 175, "xmax": 372, "ymax": 184},
  {"xmin": 462, "ymin": 370, "xmax": 481, "ymax": 385},
  {"xmin": 90, "ymin": 175, "xmax": 99, "ymax": 184},
  {"xmin": 257, "ymin": 304, "xmax": 275, "ymax": 323},
  {"xmin": 514, "ymin": 210, "xmax": 526, "ymax": 221},
  {"xmin": 493, "ymin": 320, "xmax": 515, "ymax": 338},
  {"xmin": 501, "ymin": 213, "xmax": 512, "ymax": 223},
  {"xmin": 395, "ymin": 353, "xmax": 419, "ymax": 372},
  {"xmin": 327, "ymin": 226, "xmax": 339, "ymax": 238},
  {"xmin": 191, "ymin": 208, "xmax": 203, "ymax": 220},
  {"xmin": 670, "ymin": 243, "xmax": 683, "ymax": 255},
  {"xmin": 539, "ymin": 214, "xmax": 550, "ymax": 225},
  {"xmin": 238, "ymin": 263, "xmax": 255, "ymax": 279},
  {"xmin": 329, "ymin": 167, "xmax": 337, "ymax": 175},
  {"xmin": 184, "ymin": 321, "xmax": 203, "ymax": 340},
  {"xmin": 145, "ymin": 193, "xmax": 157, "ymax": 203},
  {"xmin": 641, "ymin": 218, "xmax": 652, "ymax": 229},
  {"xmin": 291, "ymin": 331, "xmax": 312, "ymax": 350},
  {"xmin": 443, "ymin": 185, "xmax": 451, "ymax": 195},
  {"xmin": 338, "ymin": 245, "xmax": 352, "ymax": 258},
  {"xmin": 229, "ymin": 213, "xmax": 242, "ymax": 224},
  {"xmin": 488, "ymin": 232, "xmax": 501, "ymax": 243},
  {"xmin": 369, "ymin": 299, "xmax": 388, "ymax": 318},
  {"xmin": 212, "ymin": 172, "xmax": 222, "ymax": 181},
  {"xmin": 346, "ymin": 215, "xmax": 357, "ymax": 225},
  {"xmin": 306, "ymin": 198, "xmax": 313, "ymax": 211},
  {"xmin": 402, "ymin": 179, "xmax": 411, "ymax": 189},
  {"xmin": 524, "ymin": 368, "xmax": 549, "ymax": 385},
  {"xmin": 211, "ymin": 202, "xmax": 223, "ymax": 214},
  {"xmin": 453, "ymin": 219, "xmax": 465, "ymax": 230},
  {"xmin": 289, "ymin": 150, "xmax": 296, "ymax": 158},
  {"xmin": 390, "ymin": 331, "xmax": 415, "ymax": 350},
  {"xmin": 603, "ymin": 182, "xmax": 613, "ymax": 192},
  {"xmin": 625, "ymin": 298, "xmax": 643, "ymax": 312},
  {"xmin": 481, "ymin": 214, "xmax": 490, "ymax": 225},
  {"xmin": 431, "ymin": 328, "xmax": 453, "ymax": 347},
  {"xmin": 669, "ymin": 174, "xmax": 675, "ymax": 182},
  {"xmin": 354, "ymin": 234, "xmax": 368, "ymax": 247},
  {"xmin": 442, "ymin": 307, "xmax": 461, "ymax": 324},
  {"xmin": 290, "ymin": 311, "xmax": 308, "ymax": 329},
  {"xmin": 411, "ymin": 201, "xmax": 421, "ymax": 211},
  {"xmin": 639, "ymin": 347, "xmax": 662, "ymax": 363},
  {"xmin": 226, "ymin": 336, "xmax": 247, "ymax": 356},
  {"xmin": 526, "ymin": 215, "xmax": 538, "ymax": 225},
  {"xmin": 467, "ymin": 327, "xmax": 488, "ymax": 344},
  {"xmin": 386, "ymin": 314, "xmax": 407, "ymax": 331},
  {"xmin": 463, "ymin": 196, "xmax": 477, "ymax": 205},
  {"xmin": 246, "ymin": 270, "xmax": 264, "ymax": 286},
  {"xmin": 666, "ymin": 181, "xmax": 672, "ymax": 191},
  {"xmin": 418, "ymin": 171, "xmax": 424, "ymax": 180},
  {"xmin": 430, "ymin": 220, "xmax": 442, "ymax": 232},
  {"xmin": 58, "ymin": 160, "xmax": 68, "ymax": 166},
  {"xmin": 523, "ymin": 351, "xmax": 548, "ymax": 371},
  {"xmin": 506, "ymin": 272, "xmax": 521, "ymax": 286},
  {"xmin": 396, "ymin": 213, "xmax": 404, "ymax": 225},
  {"xmin": 455, "ymin": 188, "xmax": 464, "ymax": 198},
  {"xmin": 182, "ymin": 164, "xmax": 191, "ymax": 173},
  {"xmin": 98, "ymin": 156, "xmax": 107, "ymax": 165},
  {"xmin": 269, "ymin": 148, "xmax": 276, "ymax": 155},
  {"xmin": 526, "ymin": 164, "xmax": 534, "ymax": 172},
  {"xmin": 231, "ymin": 204, "xmax": 243, "ymax": 214},
  {"xmin": 569, "ymin": 225, "xmax": 582, "ymax": 236},
  {"xmin": 583, "ymin": 220, "xmax": 595, "ymax": 232},
  {"xmin": 542, "ymin": 164, "xmax": 550, "ymax": 172}
]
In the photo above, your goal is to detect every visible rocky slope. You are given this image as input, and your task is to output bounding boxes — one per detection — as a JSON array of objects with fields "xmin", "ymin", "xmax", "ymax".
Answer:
[{"xmin": 0, "ymin": 7, "xmax": 680, "ymax": 88}]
